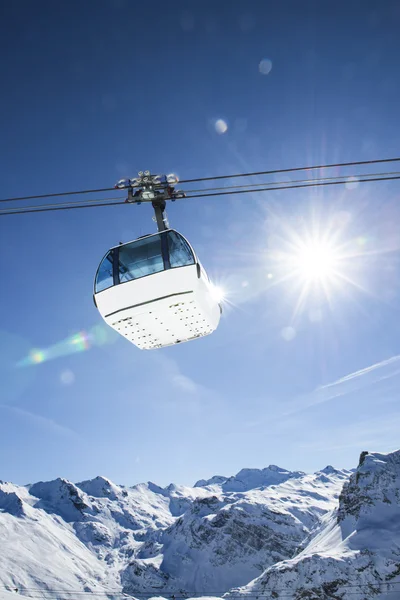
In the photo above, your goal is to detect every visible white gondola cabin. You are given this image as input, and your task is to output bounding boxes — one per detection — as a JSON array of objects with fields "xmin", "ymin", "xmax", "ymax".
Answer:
[{"xmin": 94, "ymin": 229, "xmax": 221, "ymax": 350}]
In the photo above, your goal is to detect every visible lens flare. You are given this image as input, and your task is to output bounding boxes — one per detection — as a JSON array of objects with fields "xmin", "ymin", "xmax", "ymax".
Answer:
[
  {"xmin": 215, "ymin": 119, "xmax": 228, "ymax": 134},
  {"xmin": 259, "ymin": 58, "xmax": 273, "ymax": 75},
  {"xmin": 70, "ymin": 331, "xmax": 90, "ymax": 352},
  {"xmin": 210, "ymin": 284, "xmax": 226, "ymax": 303},
  {"xmin": 16, "ymin": 323, "xmax": 119, "ymax": 368},
  {"xmin": 30, "ymin": 349, "xmax": 46, "ymax": 364}
]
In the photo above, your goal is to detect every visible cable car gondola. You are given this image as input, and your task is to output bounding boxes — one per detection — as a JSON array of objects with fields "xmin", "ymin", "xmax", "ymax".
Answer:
[{"xmin": 93, "ymin": 172, "xmax": 222, "ymax": 350}]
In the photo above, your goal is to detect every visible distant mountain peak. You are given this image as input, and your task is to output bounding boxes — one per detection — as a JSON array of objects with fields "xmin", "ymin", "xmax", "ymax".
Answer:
[
  {"xmin": 194, "ymin": 475, "xmax": 227, "ymax": 487},
  {"xmin": 76, "ymin": 475, "xmax": 120, "ymax": 500},
  {"xmin": 194, "ymin": 465, "xmax": 305, "ymax": 491},
  {"xmin": 319, "ymin": 465, "xmax": 338, "ymax": 474},
  {"xmin": 29, "ymin": 477, "xmax": 91, "ymax": 521}
]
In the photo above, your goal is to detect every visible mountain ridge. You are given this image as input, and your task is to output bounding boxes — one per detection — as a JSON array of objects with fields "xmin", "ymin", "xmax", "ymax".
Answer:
[{"xmin": 0, "ymin": 453, "xmax": 397, "ymax": 600}]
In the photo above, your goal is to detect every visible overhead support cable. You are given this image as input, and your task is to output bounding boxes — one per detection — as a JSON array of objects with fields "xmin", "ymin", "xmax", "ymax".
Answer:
[
  {"xmin": 185, "ymin": 170, "xmax": 400, "ymax": 194},
  {"xmin": 1, "ymin": 156, "xmax": 400, "ymax": 204},
  {"xmin": 178, "ymin": 156, "xmax": 400, "ymax": 184},
  {"xmin": 1, "ymin": 173, "xmax": 400, "ymax": 217}
]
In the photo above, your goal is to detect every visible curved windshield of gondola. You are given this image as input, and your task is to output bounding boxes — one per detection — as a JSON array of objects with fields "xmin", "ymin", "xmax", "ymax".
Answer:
[
  {"xmin": 95, "ymin": 250, "xmax": 114, "ymax": 292},
  {"xmin": 119, "ymin": 235, "xmax": 164, "ymax": 282},
  {"xmin": 95, "ymin": 231, "xmax": 195, "ymax": 293},
  {"xmin": 167, "ymin": 230, "xmax": 195, "ymax": 268}
]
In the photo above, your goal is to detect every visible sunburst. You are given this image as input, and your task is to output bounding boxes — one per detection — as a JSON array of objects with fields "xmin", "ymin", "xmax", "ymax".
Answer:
[
  {"xmin": 266, "ymin": 216, "xmax": 356, "ymax": 318},
  {"xmin": 294, "ymin": 239, "xmax": 341, "ymax": 283}
]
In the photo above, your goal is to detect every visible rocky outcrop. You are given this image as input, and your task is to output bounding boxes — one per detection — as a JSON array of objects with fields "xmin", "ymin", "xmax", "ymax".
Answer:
[{"xmin": 235, "ymin": 450, "xmax": 400, "ymax": 600}]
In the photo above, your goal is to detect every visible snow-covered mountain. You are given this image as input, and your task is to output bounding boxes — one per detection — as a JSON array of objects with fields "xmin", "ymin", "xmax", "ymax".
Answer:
[
  {"xmin": 0, "ymin": 452, "xmax": 398, "ymax": 600},
  {"xmin": 194, "ymin": 464, "xmax": 306, "ymax": 491},
  {"xmin": 234, "ymin": 450, "xmax": 400, "ymax": 600},
  {"xmin": 123, "ymin": 467, "xmax": 348, "ymax": 596}
]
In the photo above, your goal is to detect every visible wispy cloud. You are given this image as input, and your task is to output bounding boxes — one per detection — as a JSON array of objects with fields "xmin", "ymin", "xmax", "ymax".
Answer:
[
  {"xmin": 242, "ymin": 354, "xmax": 400, "ymax": 438},
  {"xmin": 172, "ymin": 374, "xmax": 199, "ymax": 394},
  {"xmin": 0, "ymin": 404, "xmax": 78, "ymax": 438},
  {"xmin": 319, "ymin": 355, "xmax": 400, "ymax": 391},
  {"xmin": 148, "ymin": 352, "xmax": 224, "ymax": 415},
  {"xmin": 296, "ymin": 413, "xmax": 400, "ymax": 454},
  {"xmin": 152, "ymin": 353, "xmax": 200, "ymax": 394},
  {"xmin": 283, "ymin": 354, "xmax": 400, "ymax": 417}
]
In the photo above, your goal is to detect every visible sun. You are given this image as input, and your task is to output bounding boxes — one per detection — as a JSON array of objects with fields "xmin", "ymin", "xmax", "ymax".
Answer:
[
  {"xmin": 267, "ymin": 222, "xmax": 353, "ymax": 318},
  {"xmin": 287, "ymin": 237, "xmax": 345, "ymax": 318},
  {"xmin": 294, "ymin": 240, "xmax": 340, "ymax": 283}
]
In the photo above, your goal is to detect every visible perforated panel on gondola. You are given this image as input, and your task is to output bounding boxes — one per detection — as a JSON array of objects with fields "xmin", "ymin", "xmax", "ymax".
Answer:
[{"xmin": 111, "ymin": 298, "xmax": 215, "ymax": 349}]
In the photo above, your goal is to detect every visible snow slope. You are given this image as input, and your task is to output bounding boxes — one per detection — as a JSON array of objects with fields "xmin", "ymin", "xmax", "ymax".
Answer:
[
  {"xmin": 0, "ymin": 481, "xmax": 109, "ymax": 593},
  {"xmin": 0, "ymin": 465, "xmax": 349, "ymax": 598},
  {"xmin": 234, "ymin": 450, "xmax": 400, "ymax": 600}
]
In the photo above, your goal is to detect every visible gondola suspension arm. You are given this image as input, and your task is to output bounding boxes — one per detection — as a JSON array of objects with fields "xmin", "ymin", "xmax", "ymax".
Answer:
[{"xmin": 117, "ymin": 171, "xmax": 186, "ymax": 232}]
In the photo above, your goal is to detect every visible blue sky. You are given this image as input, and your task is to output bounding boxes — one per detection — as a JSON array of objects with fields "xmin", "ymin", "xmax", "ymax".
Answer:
[{"xmin": 1, "ymin": 0, "xmax": 400, "ymax": 487}]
